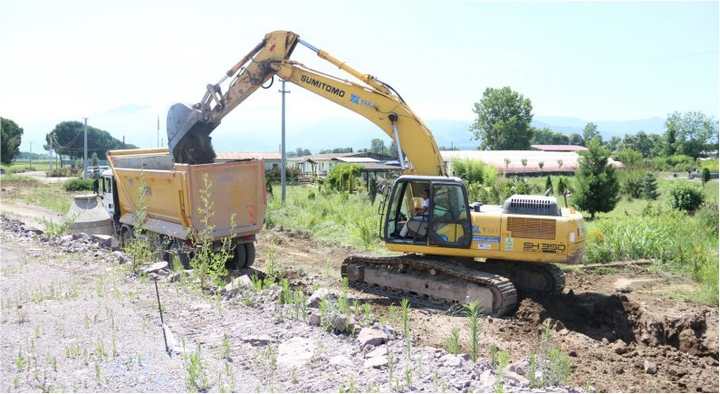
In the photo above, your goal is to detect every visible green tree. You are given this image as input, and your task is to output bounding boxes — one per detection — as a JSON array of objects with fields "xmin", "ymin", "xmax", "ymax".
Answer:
[
  {"xmin": 568, "ymin": 133, "xmax": 584, "ymax": 146},
  {"xmin": 572, "ymin": 138, "xmax": 620, "ymax": 219},
  {"xmin": 557, "ymin": 177, "xmax": 569, "ymax": 207},
  {"xmin": 641, "ymin": 172, "xmax": 659, "ymax": 200},
  {"xmin": 45, "ymin": 121, "xmax": 135, "ymax": 160},
  {"xmin": 582, "ymin": 122, "xmax": 601, "ymax": 146},
  {"xmin": 605, "ymin": 136, "xmax": 622, "ymax": 152},
  {"xmin": 471, "ymin": 87, "xmax": 534, "ymax": 150},
  {"xmin": 545, "ymin": 176, "xmax": 554, "ymax": 195},
  {"xmin": 614, "ymin": 148, "xmax": 643, "ymax": 168},
  {"xmin": 622, "ymin": 131, "xmax": 658, "ymax": 158},
  {"xmin": 665, "ymin": 112, "xmax": 718, "ymax": 159},
  {"xmin": 531, "ymin": 128, "xmax": 570, "ymax": 145},
  {"xmin": 1, "ymin": 117, "xmax": 23, "ymax": 164},
  {"xmin": 370, "ymin": 138, "xmax": 386, "ymax": 155}
]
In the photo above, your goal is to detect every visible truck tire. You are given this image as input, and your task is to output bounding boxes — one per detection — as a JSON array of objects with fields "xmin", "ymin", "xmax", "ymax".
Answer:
[
  {"xmin": 228, "ymin": 242, "xmax": 255, "ymax": 270},
  {"xmin": 244, "ymin": 243, "xmax": 255, "ymax": 268}
]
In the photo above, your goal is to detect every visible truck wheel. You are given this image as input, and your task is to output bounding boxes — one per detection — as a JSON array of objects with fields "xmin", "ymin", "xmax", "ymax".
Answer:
[
  {"xmin": 228, "ymin": 243, "xmax": 255, "ymax": 270},
  {"xmin": 244, "ymin": 243, "xmax": 255, "ymax": 268}
]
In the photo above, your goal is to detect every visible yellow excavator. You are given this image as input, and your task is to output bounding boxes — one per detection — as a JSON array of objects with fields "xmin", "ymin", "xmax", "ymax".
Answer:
[{"xmin": 167, "ymin": 31, "xmax": 585, "ymax": 316}]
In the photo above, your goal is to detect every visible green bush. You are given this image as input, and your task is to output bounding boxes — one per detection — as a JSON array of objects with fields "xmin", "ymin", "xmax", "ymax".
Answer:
[
  {"xmin": 619, "ymin": 170, "xmax": 644, "ymax": 198},
  {"xmin": 697, "ymin": 203, "xmax": 719, "ymax": 236},
  {"xmin": 669, "ymin": 184, "xmax": 704, "ymax": 213},
  {"xmin": 614, "ymin": 148, "xmax": 643, "ymax": 168},
  {"xmin": 63, "ymin": 178, "xmax": 95, "ymax": 191},
  {"xmin": 452, "ymin": 159, "xmax": 496, "ymax": 184},
  {"xmin": 701, "ymin": 167, "xmax": 711, "ymax": 184}
]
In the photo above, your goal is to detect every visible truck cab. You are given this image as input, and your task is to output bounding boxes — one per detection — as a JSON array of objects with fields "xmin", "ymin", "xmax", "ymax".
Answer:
[{"xmin": 98, "ymin": 169, "xmax": 117, "ymax": 218}]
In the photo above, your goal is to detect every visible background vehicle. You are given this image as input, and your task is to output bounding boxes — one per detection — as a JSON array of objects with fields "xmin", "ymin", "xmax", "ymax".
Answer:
[
  {"xmin": 167, "ymin": 30, "xmax": 585, "ymax": 315},
  {"xmin": 99, "ymin": 148, "xmax": 265, "ymax": 268}
]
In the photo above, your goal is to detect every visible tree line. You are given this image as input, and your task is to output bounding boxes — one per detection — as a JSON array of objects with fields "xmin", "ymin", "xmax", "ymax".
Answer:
[{"xmin": 471, "ymin": 87, "xmax": 718, "ymax": 161}]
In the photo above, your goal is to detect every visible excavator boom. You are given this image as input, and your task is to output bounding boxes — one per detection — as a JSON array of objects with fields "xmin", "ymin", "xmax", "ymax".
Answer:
[{"xmin": 167, "ymin": 30, "xmax": 445, "ymax": 176}]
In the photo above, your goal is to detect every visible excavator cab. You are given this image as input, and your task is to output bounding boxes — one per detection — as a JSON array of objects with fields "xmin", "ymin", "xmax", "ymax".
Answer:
[{"xmin": 383, "ymin": 176, "xmax": 472, "ymax": 248}]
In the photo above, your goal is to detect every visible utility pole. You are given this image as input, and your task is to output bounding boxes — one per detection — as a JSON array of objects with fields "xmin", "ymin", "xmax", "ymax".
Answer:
[
  {"xmin": 279, "ymin": 79, "xmax": 290, "ymax": 205},
  {"xmin": 29, "ymin": 142, "xmax": 32, "ymax": 167},
  {"xmin": 83, "ymin": 118, "xmax": 88, "ymax": 179},
  {"xmin": 157, "ymin": 114, "xmax": 160, "ymax": 148}
]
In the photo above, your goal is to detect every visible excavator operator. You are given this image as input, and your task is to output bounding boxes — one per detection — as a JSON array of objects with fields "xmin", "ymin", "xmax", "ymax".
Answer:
[{"xmin": 399, "ymin": 187, "xmax": 430, "ymax": 239}]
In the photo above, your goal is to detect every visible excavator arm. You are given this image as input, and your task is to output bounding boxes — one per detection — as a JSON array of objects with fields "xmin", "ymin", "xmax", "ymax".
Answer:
[{"xmin": 167, "ymin": 30, "xmax": 445, "ymax": 176}]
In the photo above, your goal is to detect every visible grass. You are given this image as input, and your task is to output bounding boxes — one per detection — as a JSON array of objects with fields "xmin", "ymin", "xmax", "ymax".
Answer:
[
  {"xmin": 583, "ymin": 178, "xmax": 718, "ymax": 304},
  {"xmin": 1, "ymin": 174, "xmax": 72, "ymax": 213},
  {"xmin": 266, "ymin": 185, "xmax": 384, "ymax": 251},
  {"xmin": 1, "ymin": 160, "xmax": 53, "ymax": 172}
]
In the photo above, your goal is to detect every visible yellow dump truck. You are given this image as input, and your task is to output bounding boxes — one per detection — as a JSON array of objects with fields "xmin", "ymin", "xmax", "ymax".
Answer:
[{"xmin": 100, "ymin": 148, "xmax": 266, "ymax": 268}]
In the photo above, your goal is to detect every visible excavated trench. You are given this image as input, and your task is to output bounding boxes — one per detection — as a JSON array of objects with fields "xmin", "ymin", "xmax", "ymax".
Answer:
[{"xmin": 516, "ymin": 292, "xmax": 717, "ymax": 358}]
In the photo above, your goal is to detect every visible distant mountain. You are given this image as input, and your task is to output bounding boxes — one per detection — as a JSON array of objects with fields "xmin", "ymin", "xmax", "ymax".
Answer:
[{"xmin": 44, "ymin": 102, "xmax": 668, "ymax": 153}]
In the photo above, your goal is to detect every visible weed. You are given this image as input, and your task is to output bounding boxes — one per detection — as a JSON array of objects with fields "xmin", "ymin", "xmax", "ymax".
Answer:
[
  {"xmin": 94, "ymin": 361, "xmax": 102, "ymax": 386},
  {"xmin": 338, "ymin": 278, "xmax": 350, "ymax": 316},
  {"xmin": 280, "ymin": 279, "xmax": 291, "ymax": 304},
  {"xmin": 493, "ymin": 349, "xmax": 510, "ymax": 393},
  {"xmin": 189, "ymin": 175, "xmax": 233, "ymax": 289},
  {"xmin": 15, "ymin": 348, "xmax": 26, "ymax": 371},
  {"xmin": 445, "ymin": 327, "xmax": 461, "ymax": 354},
  {"xmin": 544, "ymin": 347, "xmax": 571, "ymax": 386},
  {"xmin": 250, "ymin": 274, "xmax": 265, "ymax": 292},
  {"xmin": 465, "ymin": 301, "xmax": 481, "ymax": 362},
  {"xmin": 319, "ymin": 298, "xmax": 332, "ymax": 332},
  {"xmin": 221, "ymin": 333, "xmax": 231, "ymax": 361},
  {"xmin": 42, "ymin": 217, "xmax": 74, "ymax": 237},
  {"xmin": 95, "ymin": 338, "xmax": 107, "ymax": 361},
  {"xmin": 184, "ymin": 345, "xmax": 209, "ymax": 393},
  {"xmin": 528, "ymin": 353, "xmax": 539, "ymax": 388},
  {"xmin": 400, "ymin": 298, "xmax": 411, "ymax": 356},
  {"xmin": 293, "ymin": 289, "xmax": 307, "ymax": 321},
  {"xmin": 338, "ymin": 375, "xmax": 358, "ymax": 393},
  {"xmin": 362, "ymin": 303, "xmax": 373, "ymax": 325}
]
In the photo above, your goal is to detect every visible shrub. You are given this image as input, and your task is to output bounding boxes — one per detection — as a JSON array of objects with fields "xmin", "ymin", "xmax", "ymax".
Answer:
[
  {"xmin": 697, "ymin": 203, "xmax": 719, "ymax": 236},
  {"xmin": 63, "ymin": 178, "xmax": 95, "ymax": 191},
  {"xmin": 452, "ymin": 159, "xmax": 497, "ymax": 185},
  {"xmin": 614, "ymin": 148, "xmax": 643, "ymax": 168},
  {"xmin": 641, "ymin": 172, "xmax": 659, "ymax": 200},
  {"xmin": 669, "ymin": 184, "xmax": 704, "ymax": 213},
  {"xmin": 701, "ymin": 167, "xmax": 711, "ymax": 184},
  {"xmin": 619, "ymin": 171, "xmax": 644, "ymax": 199}
]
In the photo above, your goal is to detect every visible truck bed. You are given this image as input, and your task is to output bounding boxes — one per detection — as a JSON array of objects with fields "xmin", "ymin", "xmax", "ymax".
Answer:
[{"xmin": 107, "ymin": 149, "xmax": 266, "ymax": 240}]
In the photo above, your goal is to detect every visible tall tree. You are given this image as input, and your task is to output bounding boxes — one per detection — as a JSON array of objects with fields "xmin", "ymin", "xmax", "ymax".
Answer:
[
  {"xmin": 569, "ymin": 133, "xmax": 584, "ymax": 146},
  {"xmin": 370, "ymin": 138, "xmax": 386, "ymax": 155},
  {"xmin": 470, "ymin": 87, "xmax": 534, "ymax": 150},
  {"xmin": 582, "ymin": 122, "xmax": 601, "ymax": 146},
  {"xmin": 45, "ymin": 121, "xmax": 135, "ymax": 160},
  {"xmin": 1, "ymin": 117, "xmax": 23, "ymax": 164},
  {"xmin": 665, "ymin": 111, "xmax": 718, "ymax": 159},
  {"xmin": 572, "ymin": 138, "xmax": 620, "ymax": 219}
]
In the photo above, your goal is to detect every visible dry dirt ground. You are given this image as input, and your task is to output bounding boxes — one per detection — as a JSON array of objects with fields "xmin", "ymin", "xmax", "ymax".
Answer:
[
  {"xmin": 1, "ymin": 200, "xmax": 718, "ymax": 393},
  {"xmin": 255, "ymin": 230, "xmax": 720, "ymax": 393},
  {"xmin": 1, "ymin": 216, "xmax": 562, "ymax": 393}
]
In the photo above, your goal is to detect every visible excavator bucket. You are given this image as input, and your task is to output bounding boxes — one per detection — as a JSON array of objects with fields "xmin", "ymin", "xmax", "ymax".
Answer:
[{"xmin": 166, "ymin": 103, "xmax": 218, "ymax": 164}]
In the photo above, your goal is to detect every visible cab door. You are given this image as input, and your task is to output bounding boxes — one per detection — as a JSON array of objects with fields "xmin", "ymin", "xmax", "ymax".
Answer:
[{"xmin": 428, "ymin": 182, "xmax": 472, "ymax": 248}]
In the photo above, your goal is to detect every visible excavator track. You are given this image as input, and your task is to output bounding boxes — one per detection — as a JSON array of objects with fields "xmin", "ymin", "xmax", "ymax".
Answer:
[
  {"xmin": 479, "ymin": 261, "xmax": 566, "ymax": 296},
  {"xmin": 341, "ymin": 254, "xmax": 518, "ymax": 316}
]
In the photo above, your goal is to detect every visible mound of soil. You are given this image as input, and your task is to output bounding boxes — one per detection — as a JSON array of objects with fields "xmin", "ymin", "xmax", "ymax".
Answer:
[{"xmin": 516, "ymin": 292, "xmax": 717, "ymax": 358}]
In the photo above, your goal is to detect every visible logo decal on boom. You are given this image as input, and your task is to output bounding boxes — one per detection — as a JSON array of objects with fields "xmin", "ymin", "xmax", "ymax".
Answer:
[{"xmin": 300, "ymin": 74, "xmax": 345, "ymax": 98}]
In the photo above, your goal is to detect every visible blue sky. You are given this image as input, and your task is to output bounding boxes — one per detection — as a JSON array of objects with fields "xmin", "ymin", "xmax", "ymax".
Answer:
[{"xmin": 1, "ymin": 1, "xmax": 717, "ymax": 153}]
